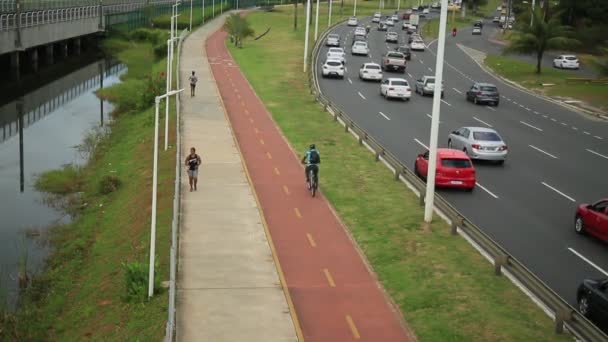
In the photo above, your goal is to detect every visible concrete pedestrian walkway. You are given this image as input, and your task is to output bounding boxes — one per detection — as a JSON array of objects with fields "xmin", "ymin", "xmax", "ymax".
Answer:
[{"xmin": 176, "ymin": 13, "xmax": 298, "ymax": 342}]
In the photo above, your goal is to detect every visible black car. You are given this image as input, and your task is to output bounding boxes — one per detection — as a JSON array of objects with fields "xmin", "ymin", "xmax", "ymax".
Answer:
[
  {"xmin": 396, "ymin": 46, "xmax": 412, "ymax": 60},
  {"xmin": 378, "ymin": 22, "xmax": 388, "ymax": 31},
  {"xmin": 578, "ymin": 278, "xmax": 608, "ymax": 331},
  {"xmin": 466, "ymin": 82, "xmax": 500, "ymax": 106},
  {"xmin": 473, "ymin": 20, "xmax": 483, "ymax": 28}
]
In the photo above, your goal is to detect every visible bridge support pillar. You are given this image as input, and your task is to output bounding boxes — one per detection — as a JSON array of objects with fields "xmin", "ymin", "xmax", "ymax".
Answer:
[
  {"xmin": 74, "ymin": 38, "xmax": 81, "ymax": 56},
  {"xmin": 45, "ymin": 44, "xmax": 54, "ymax": 65},
  {"xmin": 10, "ymin": 52, "xmax": 20, "ymax": 81},
  {"xmin": 31, "ymin": 49, "xmax": 39, "ymax": 73},
  {"xmin": 61, "ymin": 42, "xmax": 68, "ymax": 58}
]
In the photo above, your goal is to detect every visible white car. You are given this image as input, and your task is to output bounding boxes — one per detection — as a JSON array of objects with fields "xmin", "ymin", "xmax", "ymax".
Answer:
[
  {"xmin": 351, "ymin": 41, "xmax": 369, "ymax": 56},
  {"xmin": 380, "ymin": 78, "xmax": 412, "ymax": 100},
  {"xmin": 472, "ymin": 26, "xmax": 482, "ymax": 35},
  {"xmin": 386, "ymin": 31, "xmax": 399, "ymax": 43},
  {"xmin": 410, "ymin": 39, "xmax": 425, "ymax": 51},
  {"xmin": 553, "ymin": 55, "xmax": 580, "ymax": 69},
  {"xmin": 391, "ymin": 14, "xmax": 399, "ymax": 22},
  {"xmin": 347, "ymin": 16, "xmax": 358, "ymax": 26},
  {"xmin": 322, "ymin": 59, "xmax": 345, "ymax": 78},
  {"xmin": 359, "ymin": 62, "xmax": 383, "ymax": 81},
  {"xmin": 385, "ymin": 18, "xmax": 395, "ymax": 26},
  {"xmin": 422, "ymin": 8, "xmax": 430, "ymax": 15},
  {"xmin": 355, "ymin": 26, "xmax": 367, "ymax": 36},
  {"xmin": 325, "ymin": 33, "xmax": 340, "ymax": 47},
  {"xmin": 492, "ymin": 16, "xmax": 500, "ymax": 23},
  {"xmin": 372, "ymin": 12, "xmax": 381, "ymax": 23},
  {"xmin": 402, "ymin": 21, "xmax": 410, "ymax": 30},
  {"xmin": 327, "ymin": 47, "xmax": 345, "ymax": 64},
  {"xmin": 405, "ymin": 9, "xmax": 413, "ymax": 14}
]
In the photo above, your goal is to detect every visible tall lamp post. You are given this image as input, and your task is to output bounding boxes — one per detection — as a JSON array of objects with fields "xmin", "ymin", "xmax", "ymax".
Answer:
[
  {"xmin": 423, "ymin": 0, "xmax": 449, "ymax": 223},
  {"xmin": 189, "ymin": 0, "xmax": 193, "ymax": 30},
  {"xmin": 148, "ymin": 88, "xmax": 184, "ymax": 299},
  {"xmin": 303, "ymin": 0, "xmax": 311, "ymax": 72},
  {"xmin": 353, "ymin": 0, "xmax": 356, "ymax": 16},
  {"xmin": 166, "ymin": 1, "xmax": 180, "ymax": 151},
  {"xmin": 314, "ymin": 0, "xmax": 320, "ymax": 40},
  {"xmin": 328, "ymin": 0, "xmax": 332, "ymax": 27}
]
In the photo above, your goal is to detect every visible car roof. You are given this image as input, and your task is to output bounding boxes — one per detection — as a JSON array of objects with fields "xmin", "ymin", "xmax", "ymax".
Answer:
[
  {"xmin": 363, "ymin": 62, "xmax": 380, "ymax": 66},
  {"xmin": 436, "ymin": 148, "xmax": 470, "ymax": 159},
  {"xmin": 388, "ymin": 78, "xmax": 408, "ymax": 82},
  {"xmin": 325, "ymin": 58, "xmax": 342, "ymax": 63},
  {"xmin": 459, "ymin": 126, "xmax": 498, "ymax": 134},
  {"xmin": 560, "ymin": 54, "xmax": 577, "ymax": 58}
]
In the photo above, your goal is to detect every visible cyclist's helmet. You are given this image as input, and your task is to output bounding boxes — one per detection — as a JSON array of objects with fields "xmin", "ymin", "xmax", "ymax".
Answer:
[{"xmin": 309, "ymin": 144, "xmax": 316, "ymax": 149}]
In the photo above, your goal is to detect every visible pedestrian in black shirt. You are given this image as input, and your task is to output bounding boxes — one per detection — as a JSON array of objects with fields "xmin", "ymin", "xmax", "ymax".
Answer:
[{"xmin": 185, "ymin": 147, "xmax": 201, "ymax": 191}]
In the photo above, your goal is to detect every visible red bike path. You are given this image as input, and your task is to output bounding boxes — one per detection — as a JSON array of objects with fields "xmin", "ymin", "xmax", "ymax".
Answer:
[{"xmin": 206, "ymin": 29, "xmax": 415, "ymax": 342}]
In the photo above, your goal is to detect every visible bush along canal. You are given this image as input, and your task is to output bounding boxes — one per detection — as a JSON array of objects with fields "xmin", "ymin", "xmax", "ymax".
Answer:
[{"xmin": 0, "ymin": 23, "xmax": 190, "ymax": 340}]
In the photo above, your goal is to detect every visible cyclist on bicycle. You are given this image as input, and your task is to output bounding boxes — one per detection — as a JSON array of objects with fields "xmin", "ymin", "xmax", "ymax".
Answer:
[{"xmin": 301, "ymin": 144, "xmax": 321, "ymax": 186}]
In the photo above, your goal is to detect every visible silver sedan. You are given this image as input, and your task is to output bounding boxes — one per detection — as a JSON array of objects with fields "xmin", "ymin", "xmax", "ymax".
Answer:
[{"xmin": 447, "ymin": 127, "xmax": 508, "ymax": 164}]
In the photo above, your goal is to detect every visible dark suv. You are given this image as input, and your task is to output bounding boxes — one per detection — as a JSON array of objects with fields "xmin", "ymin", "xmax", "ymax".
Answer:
[
  {"xmin": 396, "ymin": 46, "xmax": 411, "ymax": 60},
  {"xmin": 578, "ymin": 278, "xmax": 608, "ymax": 332},
  {"xmin": 466, "ymin": 82, "xmax": 499, "ymax": 106}
]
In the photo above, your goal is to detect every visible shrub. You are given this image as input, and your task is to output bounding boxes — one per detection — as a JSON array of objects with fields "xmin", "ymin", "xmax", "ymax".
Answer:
[
  {"xmin": 123, "ymin": 260, "xmax": 160, "ymax": 302},
  {"xmin": 35, "ymin": 165, "xmax": 85, "ymax": 194},
  {"xmin": 153, "ymin": 40, "xmax": 168, "ymax": 59},
  {"xmin": 98, "ymin": 175, "xmax": 122, "ymax": 195},
  {"xmin": 128, "ymin": 28, "xmax": 166, "ymax": 45}
]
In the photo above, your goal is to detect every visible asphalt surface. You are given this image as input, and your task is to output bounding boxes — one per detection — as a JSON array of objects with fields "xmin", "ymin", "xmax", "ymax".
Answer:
[{"xmin": 315, "ymin": 12, "xmax": 608, "ymax": 308}]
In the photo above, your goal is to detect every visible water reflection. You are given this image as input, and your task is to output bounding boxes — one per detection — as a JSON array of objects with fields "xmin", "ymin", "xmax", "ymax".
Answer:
[{"xmin": 0, "ymin": 59, "xmax": 125, "ymax": 309}]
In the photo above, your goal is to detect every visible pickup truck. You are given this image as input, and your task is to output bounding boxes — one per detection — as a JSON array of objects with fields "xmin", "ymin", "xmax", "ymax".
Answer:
[{"xmin": 381, "ymin": 51, "xmax": 406, "ymax": 73}]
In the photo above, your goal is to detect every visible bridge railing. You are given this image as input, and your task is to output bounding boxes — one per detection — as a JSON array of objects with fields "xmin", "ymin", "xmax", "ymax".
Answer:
[
  {"xmin": 307, "ymin": 19, "xmax": 608, "ymax": 342},
  {"xmin": 0, "ymin": 5, "xmax": 99, "ymax": 30}
]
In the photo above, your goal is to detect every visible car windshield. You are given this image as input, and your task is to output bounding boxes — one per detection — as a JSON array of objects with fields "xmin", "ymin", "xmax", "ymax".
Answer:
[
  {"xmin": 441, "ymin": 158, "xmax": 472, "ymax": 168},
  {"xmin": 391, "ymin": 80, "xmax": 408, "ymax": 86},
  {"xmin": 355, "ymin": 42, "xmax": 367, "ymax": 47},
  {"xmin": 329, "ymin": 48, "xmax": 342, "ymax": 53},
  {"xmin": 328, "ymin": 34, "xmax": 339, "ymax": 39},
  {"xmin": 472, "ymin": 131, "xmax": 501, "ymax": 141},
  {"xmin": 413, "ymin": 40, "xmax": 423, "ymax": 44},
  {"xmin": 480, "ymin": 86, "xmax": 497, "ymax": 92},
  {"xmin": 366, "ymin": 65, "xmax": 380, "ymax": 70},
  {"xmin": 565, "ymin": 56, "xmax": 577, "ymax": 60},
  {"xmin": 387, "ymin": 53, "xmax": 403, "ymax": 58},
  {"xmin": 326, "ymin": 61, "xmax": 341, "ymax": 66}
]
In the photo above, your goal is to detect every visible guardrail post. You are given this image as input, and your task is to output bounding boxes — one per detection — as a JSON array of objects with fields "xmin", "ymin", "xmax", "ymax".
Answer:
[
  {"xmin": 375, "ymin": 148, "xmax": 382, "ymax": 161},
  {"xmin": 493, "ymin": 255, "xmax": 509, "ymax": 276},
  {"xmin": 344, "ymin": 121, "xmax": 350, "ymax": 133},
  {"xmin": 394, "ymin": 168, "xmax": 400, "ymax": 181},
  {"xmin": 554, "ymin": 308, "xmax": 571, "ymax": 334},
  {"xmin": 451, "ymin": 215, "xmax": 463, "ymax": 235},
  {"xmin": 358, "ymin": 132, "xmax": 365, "ymax": 145}
]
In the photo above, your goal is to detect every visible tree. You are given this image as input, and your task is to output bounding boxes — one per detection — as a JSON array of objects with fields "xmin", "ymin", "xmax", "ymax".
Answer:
[
  {"xmin": 505, "ymin": 7, "xmax": 579, "ymax": 73},
  {"xmin": 224, "ymin": 14, "xmax": 255, "ymax": 48},
  {"xmin": 294, "ymin": 0, "xmax": 298, "ymax": 30}
]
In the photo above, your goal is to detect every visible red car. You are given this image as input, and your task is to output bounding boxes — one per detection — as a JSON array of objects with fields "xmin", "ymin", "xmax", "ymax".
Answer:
[
  {"xmin": 414, "ymin": 148, "xmax": 476, "ymax": 191},
  {"xmin": 575, "ymin": 199, "xmax": 608, "ymax": 241}
]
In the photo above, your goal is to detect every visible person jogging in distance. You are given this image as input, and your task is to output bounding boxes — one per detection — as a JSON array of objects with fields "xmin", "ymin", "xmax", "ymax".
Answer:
[
  {"xmin": 185, "ymin": 147, "xmax": 201, "ymax": 191},
  {"xmin": 189, "ymin": 71, "xmax": 198, "ymax": 97},
  {"xmin": 301, "ymin": 144, "xmax": 320, "ymax": 187}
]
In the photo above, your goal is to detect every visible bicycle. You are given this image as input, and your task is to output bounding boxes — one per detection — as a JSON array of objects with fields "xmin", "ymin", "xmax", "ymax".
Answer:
[{"xmin": 307, "ymin": 166, "xmax": 318, "ymax": 197}]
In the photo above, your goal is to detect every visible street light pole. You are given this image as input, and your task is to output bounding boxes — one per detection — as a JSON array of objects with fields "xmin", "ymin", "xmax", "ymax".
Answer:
[
  {"xmin": 423, "ymin": 0, "xmax": 449, "ymax": 223},
  {"xmin": 328, "ymin": 0, "xmax": 332, "ymax": 27},
  {"xmin": 397, "ymin": 0, "xmax": 400, "ymax": 11},
  {"xmin": 189, "ymin": 0, "xmax": 193, "ymax": 30},
  {"xmin": 149, "ymin": 88, "xmax": 184, "ymax": 299},
  {"xmin": 530, "ymin": 0, "xmax": 535, "ymax": 26},
  {"xmin": 314, "ymin": 0, "xmax": 319, "ymax": 40},
  {"xmin": 303, "ymin": 0, "xmax": 311, "ymax": 72},
  {"xmin": 353, "ymin": 0, "xmax": 356, "ymax": 16}
]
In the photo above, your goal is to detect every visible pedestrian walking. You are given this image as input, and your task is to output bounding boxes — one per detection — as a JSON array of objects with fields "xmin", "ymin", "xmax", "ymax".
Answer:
[
  {"xmin": 189, "ymin": 71, "xmax": 198, "ymax": 97},
  {"xmin": 185, "ymin": 147, "xmax": 201, "ymax": 191}
]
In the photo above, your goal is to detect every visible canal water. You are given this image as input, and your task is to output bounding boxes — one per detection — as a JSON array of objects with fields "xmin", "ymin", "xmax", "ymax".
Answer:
[{"xmin": 0, "ymin": 58, "xmax": 125, "ymax": 309}]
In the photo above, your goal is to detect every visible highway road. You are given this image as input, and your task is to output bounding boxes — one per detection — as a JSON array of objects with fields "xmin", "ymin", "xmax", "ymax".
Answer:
[{"xmin": 315, "ymin": 13, "xmax": 608, "ymax": 309}]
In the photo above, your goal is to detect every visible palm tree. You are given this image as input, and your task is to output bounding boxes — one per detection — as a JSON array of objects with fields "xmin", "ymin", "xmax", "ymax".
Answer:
[{"xmin": 505, "ymin": 7, "xmax": 580, "ymax": 74}]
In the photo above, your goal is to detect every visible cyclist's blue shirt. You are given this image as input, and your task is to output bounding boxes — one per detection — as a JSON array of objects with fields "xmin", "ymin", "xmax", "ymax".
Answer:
[{"xmin": 304, "ymin": 149, "xmax": 320, "ymax": 166}]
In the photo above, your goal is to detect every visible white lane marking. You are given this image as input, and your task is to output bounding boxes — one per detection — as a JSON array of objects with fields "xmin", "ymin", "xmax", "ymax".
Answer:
[
  {"xmin": 414, "ymin": 138, "xmax": 429, "ymax": 149},
  {"xmin": 358, "ymin": 92, "xmax": 366, "ymax": 100},
  {"xmin": 427, "ymin": 39, "xmax": 438, "ymax": 47},
  {"xmin": 369, "ymin": 53, "xmax": 373, "ymax": 58},
  {"xmin": 568, "ymin": 248, "xmax": 608, "ymax": 277},
  {"xmin": 441, "ymin": 99, "xmax": 452, "ymax": 107},
  {"xmin": 584, "ymin": 131, "xmax": 591, "ymax": 135},
  {"xmin": 428, "ymin": 67, "xmax": 433, "ymax": 72},
  {"xmin": 512, "ymin": 101, "xmax": 518, "ymax": 105},
  {"xmin": 419, "ymin": 59, "xmax": 424, "ymax": 64},
  {"xmin": 594, "ymin": 136, "xmax": 603, "ymax": 140},
  {"xmin": 541, "ymin": 182, "xmax": 576, "ymax": 202},
  {"xmin": 543, "ymin": 115, "xmax": 548, "ymax": 118},
  {"xmin": 520, "ymin": 121, "xmax": 543, "ymax": 132},
  {"xmin": 472, "ymin": 117, "xmax": 492, "ymax": 127},
  {"xmin": 533, "ymin": 110, "xmax": 540, "ymax": 115},
  {"xmin": 587, "ymin": 149, "xmax": 608, "ymax": 160},
  {"xmin": 529, "ymin": 145, "xmax": 558, "ymax": 159},
  {"xmin": 572, "ymin": 126, "xmax": 578, "ymax": 130},
  {"xmin": 476, "ymin": 182, "xmax": 499, "ymax": 199},
  {"xmin": 561, "ymin": 122, "xmax": 567, "ymax": 126},
  {"xmin": 348, "ymin": 78, "xmax": 353, "ymax": 84},
  {"xmin": 486, "ymin": 106, "xmax": 496, "ymax": 111},
  {"xmin": 524, "ymin": 107, "xmax": 531, "ymax": 111},
  {"xmin": 551, "ymin": 118, "xmax": 557, "ymax": 122},
  {"xmin": 452, "ymin": 88, "xmax": 462, "ymax": 94},
  {"xmin": 426, "ymin": 114, "xmax": 442, "ymax": 123},
  {"xmin": 345, "ymin": 67, "xmax": 348, "ymax": 72},
  {"xmin": 407, "ymin": 72, "xmax": 413, "ymax": 78},
  {"xmin": 378, "ymin": 111, "xmax": 391, "ymax": 120}
]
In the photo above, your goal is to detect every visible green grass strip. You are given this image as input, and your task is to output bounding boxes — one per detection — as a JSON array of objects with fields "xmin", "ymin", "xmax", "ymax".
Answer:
[{"xmin": 228, "ymin": 8, "xmax": 571, "ymax": 341}]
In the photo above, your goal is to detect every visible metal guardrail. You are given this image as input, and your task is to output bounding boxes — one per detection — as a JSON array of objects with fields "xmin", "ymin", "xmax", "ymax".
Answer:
[
  {"xmin": 308, "ymin": 20, "xmax": 608, "ymax": 342},
  {"xmin": 165, "ymin": 27, "xmax": 189, "ymax": 342},
  {"xmin": 0, "ymin": 6, "xmax": 99, "ymax": 30}
]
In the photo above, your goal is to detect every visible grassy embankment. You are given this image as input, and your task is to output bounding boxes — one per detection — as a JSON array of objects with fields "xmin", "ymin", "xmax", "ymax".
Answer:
[
  {"xmin": 0, "ymin": 27, "xmax": 181, "ymax": 342},
  {"xmin": 486, "ymin": 55, "xmax": 608, "ymax": 112},
  {"xmin": 229, "ymin": 7, "xmax": 571, "ymax": 341}
]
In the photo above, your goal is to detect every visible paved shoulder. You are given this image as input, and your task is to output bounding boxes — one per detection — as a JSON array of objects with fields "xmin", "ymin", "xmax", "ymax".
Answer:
[{"xmin": 177, "ymin": 13, "xmax": 298, "ymax": 342}]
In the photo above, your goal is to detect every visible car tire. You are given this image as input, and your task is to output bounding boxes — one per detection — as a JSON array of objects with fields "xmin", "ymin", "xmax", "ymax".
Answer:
[
  {"xmin": 579, "ymin": 294, "xmax": 590, "ymax": 317},
  {"xmin": 465, "ymin": 187, "xmax": 474, "ymax": 192},
  {"xmin": 574, "ymin": 215, "xmax": 586, "ymax": 234},
  {"xmin": 496, "ymin": 160, "xmax": 505, "ymax": 165},
  {"xmin": 448, "ymin": 139, "xmax": 453, "ymax": 148},
  {"xmin": 463, "ymin": 148, "xmax": 468, "ymax": 156},
  {"xmin": 473, "ymin": 97, "xmax": 478, "ymax": 105}
]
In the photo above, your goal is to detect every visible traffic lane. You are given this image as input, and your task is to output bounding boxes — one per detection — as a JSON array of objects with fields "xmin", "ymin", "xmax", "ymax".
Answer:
[
  {"xmin": 429, "ymin": 39, "xmax": 608, "ymax": 144},
  {"xmin": 317, "ymin": 46, "xmax": 608, "ymax": 305}
]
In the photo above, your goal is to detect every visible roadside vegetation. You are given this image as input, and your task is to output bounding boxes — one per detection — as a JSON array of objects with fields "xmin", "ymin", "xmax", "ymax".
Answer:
[
  {"xmin": 0, "ymin": 27, "xmax": 179, "ymax": 342},
  {"xmin": 152, "ymin": 3, "xmax": 231, "ymax": 29},
  {"xmin": 228, "ymin": 7, "xmax": 571, "ymax": 341},
  {"xmin": 485, "ymin": 54, "xmax": 608, "ymax": 112}
]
